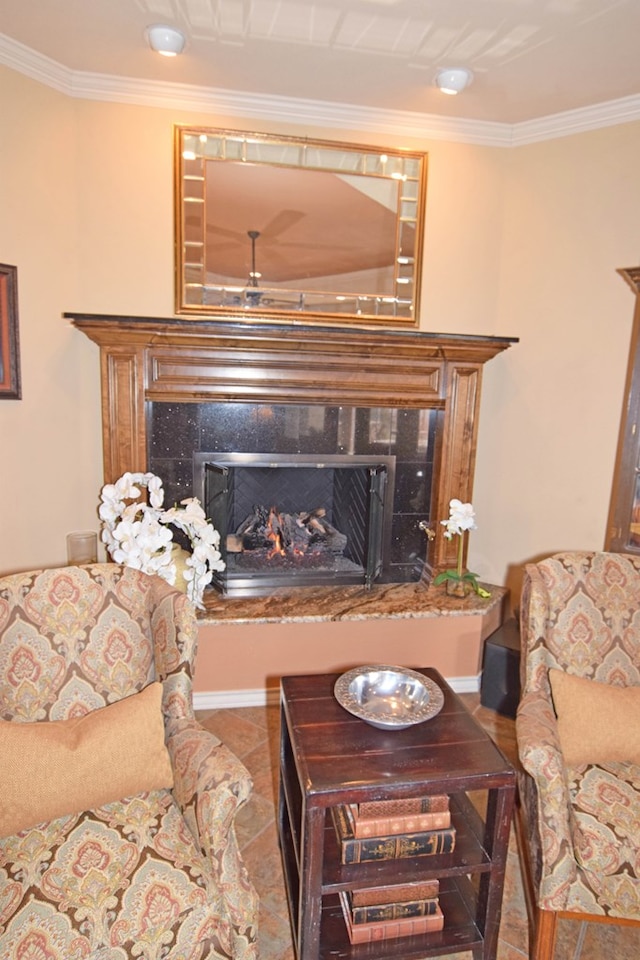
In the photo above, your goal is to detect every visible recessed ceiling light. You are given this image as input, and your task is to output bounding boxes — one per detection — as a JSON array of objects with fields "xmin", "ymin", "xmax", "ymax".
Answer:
[
  {"xmin": 146, "ymin": 24, "xmax": 186, "ymax": 57},
  {"xmin": 435, "ymin": 68, "xmax": 473, "ymax": 95}
]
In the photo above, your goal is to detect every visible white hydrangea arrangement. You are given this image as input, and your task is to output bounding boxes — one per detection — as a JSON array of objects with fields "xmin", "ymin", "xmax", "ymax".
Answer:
[
  {"xmin": 99, "ymin": 471, "xmax": 224, "ymax": 609},
  {"xmin": 432, "ymin": 498, "xmax": 490, "ymax": 598}
]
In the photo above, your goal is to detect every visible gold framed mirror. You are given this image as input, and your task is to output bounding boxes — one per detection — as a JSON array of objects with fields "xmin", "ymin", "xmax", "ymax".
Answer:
[{"xmin": 174, "ymin": 127, "xmax": 427, "ymax": 326}]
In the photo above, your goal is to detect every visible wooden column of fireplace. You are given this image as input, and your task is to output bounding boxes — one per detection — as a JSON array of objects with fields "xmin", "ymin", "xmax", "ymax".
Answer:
[{"xmin": 70, "ymin": 314, "xmax": 515, "ymax": 573}]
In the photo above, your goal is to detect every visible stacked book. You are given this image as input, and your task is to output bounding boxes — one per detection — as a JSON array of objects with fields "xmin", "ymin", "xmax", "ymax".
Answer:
[
  {"xmin": 348, "ymin": 796, "xmax": 451, "ymax": 837},
  {"xmin": 331, "ymin": 795, "xmax": 455, "ymax": 864},
  {"xmin": 339, "ymin": 880, "xmax": 444, "ymax": 943}
]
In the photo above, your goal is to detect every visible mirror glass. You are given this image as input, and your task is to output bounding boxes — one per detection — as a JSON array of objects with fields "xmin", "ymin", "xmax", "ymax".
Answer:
[{"xmin": 175, "ymin": 127, "xmax": 427, "ymax": 326}]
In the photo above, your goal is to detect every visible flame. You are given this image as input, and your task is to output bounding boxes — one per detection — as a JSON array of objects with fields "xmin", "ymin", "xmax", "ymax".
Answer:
[
  {"xmin": 266, "ymin": 507, "xmax": 286, "ymax": 559},
  {"xmin": 264, "ymin": 506, "xmax": 309, "ymax": 559}
]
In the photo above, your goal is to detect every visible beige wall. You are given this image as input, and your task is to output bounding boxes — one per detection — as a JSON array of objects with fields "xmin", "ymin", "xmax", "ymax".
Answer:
[
  {"xmin": 0, "ymin": 69, "xmax": 103, "ymax": 570},
  {"xmin": 1, "ymin": 64, "xmax": 638, "ymax": 616},
  {"xmin": 473, "ymin": 124, "xmax": 640, "ymax": 597}
]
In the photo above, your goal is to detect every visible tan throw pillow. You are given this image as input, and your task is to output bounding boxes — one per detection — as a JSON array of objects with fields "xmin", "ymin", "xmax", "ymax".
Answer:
[
  {"xmin": 549, "ymin": 669, "xmax": 640, "ymax": 767},
  {"xmin": 0, "ymin": 681, "xmax": 173, "ymax": 837}
]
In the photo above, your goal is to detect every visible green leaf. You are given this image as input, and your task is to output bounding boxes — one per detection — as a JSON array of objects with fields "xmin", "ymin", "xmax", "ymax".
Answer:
[
  {"xmin": 434, "ymin": 567, "xmax": 490, "ymax": 597},
  {"xmin": 455, "ymin": 570, "xmax": 491, "ymax": 598},
  {"xmin": 433, "ymin": 570, "xmax": 460, "ymax": 585}
]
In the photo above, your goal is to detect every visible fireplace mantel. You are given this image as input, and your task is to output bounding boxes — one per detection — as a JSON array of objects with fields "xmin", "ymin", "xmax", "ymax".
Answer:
[{"xmin": 70, "ymin": 313, "xmax": 516, "ymax": 572}]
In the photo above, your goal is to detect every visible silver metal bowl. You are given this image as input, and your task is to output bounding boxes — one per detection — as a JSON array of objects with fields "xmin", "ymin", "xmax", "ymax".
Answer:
[{"xmin": 334, "ymin": 665, "xmax": 444, "ymax": 730}]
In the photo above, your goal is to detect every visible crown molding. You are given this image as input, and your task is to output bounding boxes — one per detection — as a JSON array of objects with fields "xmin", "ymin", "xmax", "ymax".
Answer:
[
  {"xmin": 71, "ymin": 70, "xmax": 512, "ymax": 146},
  {"xmin": 0, "ymin": 31, "xmax": 71, "ymax": 92},
  {"xmin": 510, "ymin": 94, "xmax": 640, "ymax": 146},
  {"xmin": 2, "ymin": 31, "xmax": 640, "ymax": 148}
]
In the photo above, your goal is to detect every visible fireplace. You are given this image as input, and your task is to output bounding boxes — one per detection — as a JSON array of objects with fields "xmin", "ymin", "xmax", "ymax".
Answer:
[
  {"xmin": 69, "ymin": 314, "xmax": 516, "ymax": 594},
  {"xmin": 153, "ymin": 399, "xmax": 435, "ymax": 591},
  {"xmin": 194, "ymin": 453, "xmax": 394, "ymax": 596}
]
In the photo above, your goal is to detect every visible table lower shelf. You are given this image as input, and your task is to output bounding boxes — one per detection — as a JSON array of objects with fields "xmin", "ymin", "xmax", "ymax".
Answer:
[
  {"xmin": 279, "ymin": 804, "xmax": 488, "ymax": 960},
  {"xmin": 314, "ymin": 879, "xmax": 482, "ymax": 960}
]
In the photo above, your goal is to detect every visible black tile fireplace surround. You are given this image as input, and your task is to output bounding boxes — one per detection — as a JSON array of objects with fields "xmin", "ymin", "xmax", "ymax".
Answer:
[{"xmin": 148, "ymin": 401, "xmax": 438, "ymax": 592}]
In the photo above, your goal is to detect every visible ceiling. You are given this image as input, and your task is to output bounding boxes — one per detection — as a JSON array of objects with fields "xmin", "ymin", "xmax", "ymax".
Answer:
[{"xmin": 2, "ymin": 0, "xmax": 640, "ymax": 136}]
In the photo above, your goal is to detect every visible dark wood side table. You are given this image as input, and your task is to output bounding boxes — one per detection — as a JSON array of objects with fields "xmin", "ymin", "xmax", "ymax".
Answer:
[{"xmin": 278, "ymin": 668, "xmax": 516, "ymax": 960}]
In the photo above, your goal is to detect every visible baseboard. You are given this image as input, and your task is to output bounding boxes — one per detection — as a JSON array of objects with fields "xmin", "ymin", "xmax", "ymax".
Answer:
[
  {"xmin": 193, "ymin": 674, "xmax": 480, "ymax": 710},
  {"xmin": 449, "ymin": 674, "xmax": 482, "ymax": 695},
  {"xmin": 194, "ymin": 687, "xmax": 281, "ymax": 709}
]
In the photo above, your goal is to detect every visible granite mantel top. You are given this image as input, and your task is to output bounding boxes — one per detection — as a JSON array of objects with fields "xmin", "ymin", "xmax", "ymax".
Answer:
[{"xmin": 199, "ymin": 581, "xmax": 507, "ymax": 625}]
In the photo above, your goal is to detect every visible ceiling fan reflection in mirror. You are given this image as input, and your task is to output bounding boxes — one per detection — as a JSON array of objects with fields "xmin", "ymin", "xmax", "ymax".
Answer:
[
  {"xmin": 233, "ymin": 228, "xmax": 304, "ymax": 310},
  {"xmin": 247, "ymin": 230, "xmax": 261, "ymax": 288},
  {"xmin": 246, "ymin": 230, "xmax": 262, "ymax": 304}
]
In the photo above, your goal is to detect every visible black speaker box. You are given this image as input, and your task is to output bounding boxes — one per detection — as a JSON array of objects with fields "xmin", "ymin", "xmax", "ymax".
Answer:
[{"xmin": 480, "ymin": 618, "xmax": 521, "ymax": 718}]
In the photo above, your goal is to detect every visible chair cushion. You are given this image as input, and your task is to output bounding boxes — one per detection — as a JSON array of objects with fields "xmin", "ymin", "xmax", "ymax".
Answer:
[
  {"xmin": 549, "ymin": 669, "xmax": 640, "ymax": 767},
  {"xmin": 0, "ymin": 682, "xmax": 173, "ymax": 837},
  {"xmin": 0, "ymin": 790, "xmax": 233, "ymax": 959}
]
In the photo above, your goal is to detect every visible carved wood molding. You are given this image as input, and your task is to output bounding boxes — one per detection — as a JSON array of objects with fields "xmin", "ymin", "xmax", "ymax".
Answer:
[
  {"xmin": 70, "ymin": 314, "xmax": 516, "ymax": 572},
  {"xmin": 618, "ymin": 266, "xmax": 640, "ymax": 294},
  {"xmin": 607, "ymin": 268, "xmax": 640, "ymax": 551},
  {"xmin": 103, "ymin": 348, "xmax": 147, "ymax": 476}
]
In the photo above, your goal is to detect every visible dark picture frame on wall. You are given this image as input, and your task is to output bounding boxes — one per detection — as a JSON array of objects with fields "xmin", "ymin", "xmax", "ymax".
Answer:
[{"xmin": 0, "ymin": 263, "xmax": 21, "ymax": 399}]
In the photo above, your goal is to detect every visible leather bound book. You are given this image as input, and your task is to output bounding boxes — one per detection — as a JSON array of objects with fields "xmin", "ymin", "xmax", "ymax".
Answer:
[
  {"xmin": 357, "ymin": 796, "xmax": 449, "ymax": 817},
  {"xmin": 347, "ymin": 802, "xmax": 451, "ymax": 837},
  {"xmin": 331, "ymin": 805, "xmax": 456, "ymax": 864},
  {"xmin": 339, "ymin": 891, "xmax": 444, "ymax": 943},
  {"xmin": 350, "ymin": 879, "xmax": 440, "ymax": 907},
  {"xmin": 346, "ymin": 891, "xmax": 441, "ymax": 924}
]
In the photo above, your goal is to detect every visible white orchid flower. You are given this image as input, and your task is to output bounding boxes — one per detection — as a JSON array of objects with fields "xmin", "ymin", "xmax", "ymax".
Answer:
[
  {"xmin": 449, "ymin": 498, "xmax": 477, "ymax": 531},
  {"xmin": 112, "ymin": 518, "xmax": 142, "ymax": 548},
  {"xmin": 440, "ymin": 499, "xmax": 477, "ymax": 537},
  {"xmin": 100, "ymin": 471, "xmax": 225, "ymax": 608},
  {"xmin": 114, "ymin": 472, "xmax": 144, "ymax": 501},
  {"xmin": 98, "ymin": 483, "xmax": 126, "ymax": 524},
  {"xmin": 194, "ymin": 523, "xmax": 220, "ymax": 547},
  {"xmin": 179, "ymin": 497, "xmax": 207, "ymax": 520}
]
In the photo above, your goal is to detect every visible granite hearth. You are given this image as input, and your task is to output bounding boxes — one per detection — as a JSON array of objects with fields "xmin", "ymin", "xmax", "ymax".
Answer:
[{"xmin": 194, "ymin": 579, "xmax": 508, "ymax": 705}]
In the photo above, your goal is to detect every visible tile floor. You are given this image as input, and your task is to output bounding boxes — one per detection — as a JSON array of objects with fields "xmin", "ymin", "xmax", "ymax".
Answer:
[{"xmin": 197, "ymin": 693, "xmax": 640, "ymax": 960}]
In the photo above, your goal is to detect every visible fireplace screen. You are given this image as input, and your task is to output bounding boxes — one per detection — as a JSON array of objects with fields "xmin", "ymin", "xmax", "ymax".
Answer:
[{"xmin": 202, "ymin": 454, "xmax": 394, "ymax": 596}]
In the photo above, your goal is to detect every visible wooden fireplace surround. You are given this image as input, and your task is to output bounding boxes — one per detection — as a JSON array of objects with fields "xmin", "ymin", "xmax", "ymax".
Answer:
[{"xmin": 70, "ymin": 313, "xmax": 516, "ymax": 573}]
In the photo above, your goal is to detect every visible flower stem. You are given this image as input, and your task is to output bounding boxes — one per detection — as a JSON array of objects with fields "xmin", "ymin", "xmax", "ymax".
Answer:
[{"xmin": 456, "ymin": 532, "xmax": 464, "ymax": 579}]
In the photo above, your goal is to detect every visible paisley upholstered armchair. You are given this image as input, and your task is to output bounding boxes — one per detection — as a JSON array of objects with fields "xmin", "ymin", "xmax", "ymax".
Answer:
[
  {"xmin": 516, "ymin": 551, "xmax": 640, "ymax": 960},
  {"xmin": 0, "ymin": 563, "xmax": 258, "ymax": 960}
]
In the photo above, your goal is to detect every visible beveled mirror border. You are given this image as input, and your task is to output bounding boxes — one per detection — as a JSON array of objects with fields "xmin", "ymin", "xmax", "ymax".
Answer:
[{"xmin": 174, "ymin": 126, "xmax": 427, "ymax": 328}]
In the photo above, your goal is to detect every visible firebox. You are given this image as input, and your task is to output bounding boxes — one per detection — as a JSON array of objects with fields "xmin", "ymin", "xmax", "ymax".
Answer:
[{"xmin": 196, "ymin": 453, "xmax": 395, "ymax": 597}]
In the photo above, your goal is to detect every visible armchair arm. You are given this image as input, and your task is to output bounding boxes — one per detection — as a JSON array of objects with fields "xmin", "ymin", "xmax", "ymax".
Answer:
[
  {"xmin": 516, "ymin": 689, "xmax": 578, "ymax": 908},
  {"xmin": 167, "ymin": 717, "xmax": 253, "ymax": 854},
  {"xmin": 166, "ymin": 718, "xmax": 258, "ymax": 952}
]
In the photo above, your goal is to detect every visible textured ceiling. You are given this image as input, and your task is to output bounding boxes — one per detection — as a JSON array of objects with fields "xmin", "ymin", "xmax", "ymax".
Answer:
[{"xmin": 2, "ymin": 0, "xmax": 640, "ymax": 126}]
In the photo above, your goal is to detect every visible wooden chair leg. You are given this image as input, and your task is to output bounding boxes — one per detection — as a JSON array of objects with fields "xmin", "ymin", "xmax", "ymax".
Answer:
[{"xmin": 533, "ymin": 908, "xmax": 558, "ymax": 960}]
